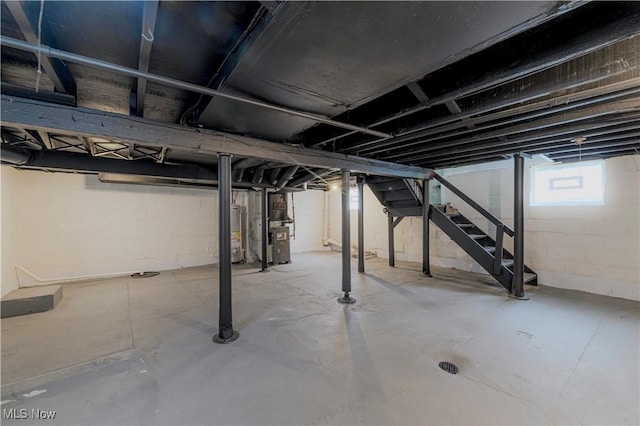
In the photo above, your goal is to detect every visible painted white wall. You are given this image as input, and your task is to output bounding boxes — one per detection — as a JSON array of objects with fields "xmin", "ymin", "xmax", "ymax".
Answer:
[
  {"xmin": 289, "ymin": 190, "xmax": 326, "ymax": 253},
  {"xmin": 1, "ymin": 167, "xmax": 221, "ymax": 296},
  {"xmin": 327, "ymin": 155, "xmax": 640, "ymax": 301}
]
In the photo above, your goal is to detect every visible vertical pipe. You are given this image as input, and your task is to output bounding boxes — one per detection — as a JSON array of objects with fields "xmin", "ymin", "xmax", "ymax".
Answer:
[
  {"xmin": 213, "ymin": 153, "xmax": 239, "ymax": 343},
  {"xmin": 322, "ymin": 191, "xmax": 329, "ymax": 246},
  {"xmin": 388, "ymin": 212, "xmax": 395, "ymax": 267},
  {"xmin": 421, "ymin": 179, "xmax": 432, "ymax": 277},
  {"xmin": 338, "ymin": 170, "xmax": 355, "ymax": 304},
  {"xmin": 261, "ymin": 187, "xmax": 268, "ymax": 272},
  {"xmin": 357, "ymin": 175, "xmax": 365, "ymax": 273},
  {"xmin": 513, "ymin": 154, "xmax": 525, "ymax": 297}
]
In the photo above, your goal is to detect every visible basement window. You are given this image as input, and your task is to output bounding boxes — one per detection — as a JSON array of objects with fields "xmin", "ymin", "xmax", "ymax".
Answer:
[{"xmin": 531, "ymin": 160, "xmax": 604, "ymax": 206}]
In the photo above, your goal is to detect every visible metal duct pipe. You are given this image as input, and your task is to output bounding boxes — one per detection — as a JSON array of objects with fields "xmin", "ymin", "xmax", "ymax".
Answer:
[
  {"xmin": 276, "ymin": 165, "xmax": 299, "ymax": 188},
  {"xmin": 269, "ymin": 168, "xmax": 282, "ymax": 186},
  {"xmin": 1, "ymin": 144, "xmax": 32, "ymax": 165},
  {"xmin": 0, "ymin": 36, "xmax": 391, "ymax": 139},
  {"xmin": 252, "ymin": 165, "xmax": 266, "ymax": 184}
]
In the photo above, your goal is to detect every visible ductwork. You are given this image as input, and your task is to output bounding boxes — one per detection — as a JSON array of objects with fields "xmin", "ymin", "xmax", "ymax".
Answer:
[{"xmin": 1, "ymin": 144, "xmax": 32, "ymax": 165}]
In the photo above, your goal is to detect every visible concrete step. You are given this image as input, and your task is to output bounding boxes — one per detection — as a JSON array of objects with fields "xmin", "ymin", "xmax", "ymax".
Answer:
[{"xmin": 1, "ymin": 285, "xmax": 63, "ymax": 318}]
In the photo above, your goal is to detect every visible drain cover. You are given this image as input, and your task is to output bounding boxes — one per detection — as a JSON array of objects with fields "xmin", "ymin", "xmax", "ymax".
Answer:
[
  {"xmin": 438, "ymin": 361, "xmax": 459, "ymax": 374},
  {"xmin": 131, "ymin": 271, "xmax": 160, "ymax": 279}
]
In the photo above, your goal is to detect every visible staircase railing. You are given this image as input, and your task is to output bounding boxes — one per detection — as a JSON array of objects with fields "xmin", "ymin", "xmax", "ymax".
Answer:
[
  {"xmin": 405, "ymin": 178, "xmax": 423, "ymax": 204},
  {"xmin": 431, "ymin": 173, "xmax": 514, "ymax": 270}
]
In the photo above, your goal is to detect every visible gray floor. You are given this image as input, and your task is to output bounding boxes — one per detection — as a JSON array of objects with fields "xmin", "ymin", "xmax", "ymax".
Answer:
[{"xmin": 1, "ymin": 251, "xmax": 638, "ymax": 425}]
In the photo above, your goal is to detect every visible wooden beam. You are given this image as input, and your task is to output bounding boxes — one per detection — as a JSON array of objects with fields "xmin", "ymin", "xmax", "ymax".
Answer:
[
  {"xmin": 36, "ymin": 130, "xmax": 52, "ymax": 149},
  {"xmin": 288, "ymin": 168, "xmax": 334, "ymax": 187},
  {"xmin": 5, "ymin": 1, "xmax": 76, "ymax": 96},
  {"xmin": 1, "ymin": 96, "xmax": 431, "ymax": 179},
  {"xmin": 406, "ymin": 81, "xmax": 429, "ymax": 103},
  {"xmin": 133, "ymin": 0, "xmax": 159, "ymax": 117}
]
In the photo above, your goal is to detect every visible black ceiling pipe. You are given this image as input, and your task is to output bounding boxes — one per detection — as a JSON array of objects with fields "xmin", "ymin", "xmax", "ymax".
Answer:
[{"xmin": 0, "ymin": 144, "xmax": 32, "ymax": 165}]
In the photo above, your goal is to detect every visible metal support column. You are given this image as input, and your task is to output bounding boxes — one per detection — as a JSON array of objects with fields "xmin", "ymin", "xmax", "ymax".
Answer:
[
  {"xmin": 421, "ymin": 180, "xmax": 432, "ymax": 277},
  {"xmin": 213, "ymin": 153, "xmax": 239, "ymax": 343},
  {"xmin": 388, "ymin": 212, "xmax": 395, "ymax": 267},
  {"xmin": 338, "ymin": 170, "xmax": 356, "ymax": 304},
  {"xmin": 357, "ymin": 176, "xmax": 365, "ymax": 274},
  {"xmin": 261, "ymin": 187, "xmax": 269, "ymax": 272},
  {"xmin": 512, "ymin": 154, "xmax": 525, "ymax": 298}
]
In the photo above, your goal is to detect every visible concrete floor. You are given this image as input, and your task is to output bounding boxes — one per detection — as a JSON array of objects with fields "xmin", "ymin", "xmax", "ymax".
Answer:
[{"xmin": 1, "ymin": 251, "xmax": 638, "ymax": 425}]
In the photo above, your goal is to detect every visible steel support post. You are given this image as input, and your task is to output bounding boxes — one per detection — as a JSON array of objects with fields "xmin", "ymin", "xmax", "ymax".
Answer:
[
  {"xmin": 357, "ymin": 176, "xmax": 365, "ymax": 274},
  {"xmin": 261, "ymin": 187, "xmax": 269, "ymax": 272},
  {"xmin": 213, "ymin": 153, "xmax": 239, "ymax": 343},
  {"xmin": 388, "ymin": 212, "xmax": 395, "ymax": 267},
  {"xmin": 512, "ymin": 154, "xmax": 525, "ymax": 298},
  {"xmin": 338, "ymin": 170, "xmax": 356, "ymax": 304},
  {"xmin": 421, "ymin": 180, "xmax": 432, "ymax": 277}
]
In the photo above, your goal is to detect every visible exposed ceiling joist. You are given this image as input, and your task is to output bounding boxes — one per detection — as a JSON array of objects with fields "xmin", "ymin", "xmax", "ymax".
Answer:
[
  {"xmin": 132, "ymin": 0, "xmax": 159, "ymax": 117},
  {"xmin": 0, "ymin": 35, "xmax": 390, "ymax": 139},
  {"xmin": 0, "ymin": 82, "xmax": 76, "ymax": 107},
  {"xmin": 276, "ymin": 165, "xmax": 299, "ymax": 188},
  {"xmin": 288, "ymin": 169, "xmax": 334, "ymax": 187},
  {"xmin": 406, "ymin": 82, "xmax": 429, "ymax": 104},
  {"xmin": 12, "ymin": 149, "xmax": 307, "ymax": 191},
  {"xmin": 417, "ymin": 118, "xmax": 640, "ymax": 163},
  {"xmin": 388, "ymin": 95, "xmax": 640, "ymax": 162},
  {"xmin": 345, "ymin": 70, "xmax": 640, "ymax": 156},
  {"xmin": 1, "ymin": 96, "xmax": 431, "ymax": 179},
  {"xmin": 4, "ymin": 1, "xmax": 76, "ymax": 96},
  {"xmin": 314, "ymin": 22, "xmax": 640, "ymax": 151}
]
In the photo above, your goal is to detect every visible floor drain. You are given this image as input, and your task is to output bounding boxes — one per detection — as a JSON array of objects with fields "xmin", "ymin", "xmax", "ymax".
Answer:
[
  {"xmin": 131, "ymin": 271, "xmax": 160, "ymax": 279},
  {"xmin": 438, "ymin": 361, "xmax": 459, "ymax": 374}
]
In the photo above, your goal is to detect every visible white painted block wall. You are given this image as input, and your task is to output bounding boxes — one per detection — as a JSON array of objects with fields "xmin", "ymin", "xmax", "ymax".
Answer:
[
  {"xmin": 0, "ymin": 167, "xmax": 328, "ymax": 297},
  {"xmin": 1, "ymin": 167, "xmax": 219, "ymax": 296},
  {"xmin": 288, "ymin": 190, "xmax": 327, "ymax": 253},
  {"xmin": 328, "ymin": 155, "xmax": 640, "ymax": 301}
]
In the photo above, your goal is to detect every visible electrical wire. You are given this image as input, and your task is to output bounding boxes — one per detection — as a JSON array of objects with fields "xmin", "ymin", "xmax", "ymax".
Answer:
[{"xmin": 35, "ymin": 0, "xmax": 44, "ymax": 93}]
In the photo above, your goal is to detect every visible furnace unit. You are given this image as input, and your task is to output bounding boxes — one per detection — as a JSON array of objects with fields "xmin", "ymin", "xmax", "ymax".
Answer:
[{"xmin": 267, "ymin": 193, "xmax": 292, "ymax": 264}]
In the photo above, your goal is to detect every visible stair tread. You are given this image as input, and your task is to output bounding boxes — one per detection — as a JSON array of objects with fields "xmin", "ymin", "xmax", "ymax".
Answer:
[
  {"xmin": 468, "ymin": 234, "xmax": 487, "ymax": 239},
  {"xmin": 524, "ymin": 272, "xmax": 537, "ymax": 283},
  {"xmin": 457, "ymin": 223, "xmax": 473, "ymax": 228}
]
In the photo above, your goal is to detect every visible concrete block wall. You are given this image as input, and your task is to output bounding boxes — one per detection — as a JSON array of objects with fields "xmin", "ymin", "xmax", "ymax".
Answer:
[
  {"xmin": 1, "ymin": 167, "xmax": 220, "ymax": 297},
  {"xmin": 327, "ymin": 155, "xmax": 640, "ymax": 301},
  {"xmin": 288, "ymin": 190, "xmax": 326, "ymax": 253}
]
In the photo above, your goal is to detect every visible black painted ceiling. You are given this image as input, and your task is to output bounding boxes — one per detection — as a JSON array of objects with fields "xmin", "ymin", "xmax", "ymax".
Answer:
[{"xmin": 1, "ymin": 1, "xmax": 639, "ymax": 188}]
